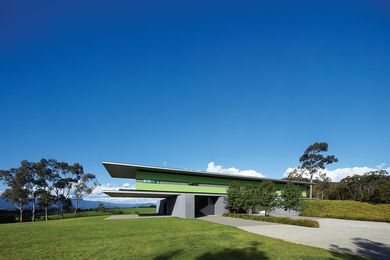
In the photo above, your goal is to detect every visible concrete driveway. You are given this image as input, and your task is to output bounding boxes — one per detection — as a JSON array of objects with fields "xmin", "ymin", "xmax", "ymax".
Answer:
[{"xmin": 200, "ymin": 215, "xmax": 390, "ymax": 259}]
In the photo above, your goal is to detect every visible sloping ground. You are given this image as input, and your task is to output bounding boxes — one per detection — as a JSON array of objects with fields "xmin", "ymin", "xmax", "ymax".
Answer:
[
  {"xmin": 300, "ymin": 200, "xmax": 390, "ymax": 222},
  {"xmin": 0, "ymin": 216, "xmax": 351, "ymax": 259}
]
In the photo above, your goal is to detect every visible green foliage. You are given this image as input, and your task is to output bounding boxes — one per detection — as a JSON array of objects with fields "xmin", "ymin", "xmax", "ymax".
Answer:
[
  {"xmin": 95, "ymin": 203, "xmax": 105, "ymax": 212},
  {"xmin": 74, "ymin": 172, "xmax": 98, "ymax": 215},
  {"xmin": 224, "ymin": 213, "xmax": 319, "ymax": 228},
  {"xmin": 300, "ymin": 200, "xmax": 390, "ymax": 222},
  {"xmin": 254, "ymin": 181, "xmax": 278, "ymax": 215},
  {"xmin": 0, "ymin": 159, "xmax": 99, "ymax": 221},
  {"xmin": 226, "ymin": 182, "xmax": 242, "ymax": 213},
  {"xmin": 239, "ymin": 185, "xmax": 256, "ymax": 213},
  {"xmin": 281, "ymin": 182, "xmax": 302, "ymax": 212},
  {"xmin": 0, "ymin": 161, "xmax": 32, "ymax": 222},
  {"xmin": 226, "ymin": 181, "xmax": 278, "ymax": 215},
  {"xmin": 298, "ymin": 142, "xmax": 338, "ymax": 198},
  {"xmin": 328, "ymin": 170, "xmax": 390, "ymax": 203},
  {"xmin": 0, "ymin": 216, "xmax": 350, "ymax": 259},
  {"xmin": 299, "ymin": 142, "xmax": 338, "ymax": 174}
]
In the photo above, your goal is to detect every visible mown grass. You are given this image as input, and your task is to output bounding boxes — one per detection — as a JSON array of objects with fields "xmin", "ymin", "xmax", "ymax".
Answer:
[
  {"xmin": 0, "ymin": 215, "xmax": 356, "ymax": 259},
  {"xmin": 224, "ymin": 213, "xmax": 320, "ymax": 228},
  {"xmin": 46, "ymin": 207, "xmax": 156, "ymax": 220},
  {"xmin": 300, "ymin": 200, "xmax": 390, "ymax": 222}
]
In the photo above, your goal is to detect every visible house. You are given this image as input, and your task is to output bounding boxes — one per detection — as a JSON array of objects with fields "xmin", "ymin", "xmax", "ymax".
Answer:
[{"xmin": 103, "ymin": 162, "xmax": 309, "ymax": 218}]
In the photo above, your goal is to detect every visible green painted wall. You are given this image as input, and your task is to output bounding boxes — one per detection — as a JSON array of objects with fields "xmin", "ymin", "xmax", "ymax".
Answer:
[
  {"xmin": 136, "ymin": 183, "xmax": 227, "ymax": 194},
  {"xmin": 135, "ymin": 171, "xmax": 308, "ymax": 197}
]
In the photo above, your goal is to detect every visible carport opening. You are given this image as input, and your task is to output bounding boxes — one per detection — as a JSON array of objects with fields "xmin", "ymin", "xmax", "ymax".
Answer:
[
  {"xmin": 157, "ymin": 196, "xmax": 177, "ymax": 216},
  {"xmin": 195, "ymin": 196, "xmax": 217, "ymax": 217}
]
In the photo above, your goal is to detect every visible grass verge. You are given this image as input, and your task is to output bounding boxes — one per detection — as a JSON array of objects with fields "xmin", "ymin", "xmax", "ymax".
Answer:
[
  {"xmin": 300, "ymin": 200, "xmax": 390, "ymax": 222},
  {"xmin": 223, "ymin": 213, "xmax": 320, "ymax": 228},
  {"xmin": 0, "ymin": 215, "xmax": 355, "ymax": 259}
]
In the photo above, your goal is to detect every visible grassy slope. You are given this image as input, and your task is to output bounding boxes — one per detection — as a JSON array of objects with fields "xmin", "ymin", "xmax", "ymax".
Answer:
[
  {"xmin": 300, "ymin": 200, "xmax": 390, "ymax": 222},
  {"xmin": 0, "ymin": 216, "xmax": 355, "ymax": 259}
]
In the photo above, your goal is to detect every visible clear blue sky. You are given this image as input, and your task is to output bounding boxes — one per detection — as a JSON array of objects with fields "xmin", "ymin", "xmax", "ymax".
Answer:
[{"xmin": 1, "ymin": 1, "xmax": 389, "ymax": 188}]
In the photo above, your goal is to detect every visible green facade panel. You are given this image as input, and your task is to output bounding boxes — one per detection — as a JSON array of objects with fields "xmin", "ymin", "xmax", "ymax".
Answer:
[
  {"xmin": 135, "ymin": 171, "xmax": 307, "ymax": 197},
  {"xmin": 135, "ymin": 182, "xmax": 227, "ymax": 194}
]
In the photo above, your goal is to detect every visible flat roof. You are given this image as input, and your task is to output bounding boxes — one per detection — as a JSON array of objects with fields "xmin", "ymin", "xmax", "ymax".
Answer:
[
  {"xmin": 102, "ymin": 161, "xmax": 310, "ymax": 185},
  {"xmin": 103, "ymin": 190, "xmax": 225, "ymax": 198}
]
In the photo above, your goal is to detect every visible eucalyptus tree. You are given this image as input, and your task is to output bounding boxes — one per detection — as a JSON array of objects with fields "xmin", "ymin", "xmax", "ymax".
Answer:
[
  {"xmin": 49, "ymin": 160, "xmax": 80, "ymax": 219},
  {"xmin": 73, "ymin": 172, "xmax": 98, "ymax": 216},
  {"xmin": 0, "ymin": 162, "xmax": 31, "ymax": 222},
  {"xmin": 298, "ymin": 142, "xmax": 338, "ymax": 199},
  {"xmin": 34, "ymin": 159, "xmax": 56, "ymax": 221}
]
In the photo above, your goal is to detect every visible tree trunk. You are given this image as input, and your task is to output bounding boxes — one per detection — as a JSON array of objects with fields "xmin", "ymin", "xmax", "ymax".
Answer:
[
  {"xmin": 19, "ymin": 208, "xmax": 23, "ymax": 222},
  {"xmin": 309, "ymin": 178, "xmax": 313, "ymax": 199},
  {"xmin": 32, "ymin": 197, "xmax": 35, "ymax": 222},
  {"xmin": 74, "ymin": 198, "xmax": 78, "ymax": 216},
  {"xmin": 45, "ymin": 207, "xmax": 48, "ymax": 221},
  {"xmin": 60, "ymin": 208, "xmax": 64, "ymax": 219}
]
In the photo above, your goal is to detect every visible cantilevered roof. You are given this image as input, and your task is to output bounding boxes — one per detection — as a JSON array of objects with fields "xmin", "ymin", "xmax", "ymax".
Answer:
[
  {"xmin": 103, "ymin": 190, "xmax": 179, "ymax": 198},
  {"xmin": 103, "ymin": 161, "xmax": 310, "ymax": 185},
  {"xmin": 103, "ymin": 190, "xmax": 225, "ymax": 198}
]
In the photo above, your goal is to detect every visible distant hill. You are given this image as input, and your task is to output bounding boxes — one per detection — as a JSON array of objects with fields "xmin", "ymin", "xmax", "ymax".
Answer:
[
  {"xmin": 0, "ymin": 199, "xmax": 14, "ymax": 209},
  {"xmin": 0, "ymin": 199, "xmax": 155, "ymax": 210},
  {"xmin": 72, "ymin": 199, "xmax": 155, "ymax": 209}
]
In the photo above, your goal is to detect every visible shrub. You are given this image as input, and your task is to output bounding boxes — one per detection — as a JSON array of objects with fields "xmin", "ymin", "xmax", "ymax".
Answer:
[
  {"xmin": 224, "ymin": 213, "xmax": 319, "ymax": 228},
  {"xmin": 280, "ymin": 182, "xmax": 302, "ymax": 212}
]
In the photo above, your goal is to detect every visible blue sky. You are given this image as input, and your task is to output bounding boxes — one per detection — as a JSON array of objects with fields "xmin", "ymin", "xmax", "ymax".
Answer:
[{"xmin": 1, "ymin": 1, "xmax": 389, "ymax": 202}]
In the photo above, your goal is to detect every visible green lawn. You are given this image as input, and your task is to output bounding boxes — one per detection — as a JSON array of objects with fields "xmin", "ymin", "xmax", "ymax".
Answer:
[
  {"xmin": 46, "ymin": 207, "xmax": 157, "ymax": 220},
  {"xmin": 300, "ymin": 200, "xmax": 390, "ymax": 222},
  {"xmin": 0, "ymin": 216, "xmax": 357, "ymax": 259}
]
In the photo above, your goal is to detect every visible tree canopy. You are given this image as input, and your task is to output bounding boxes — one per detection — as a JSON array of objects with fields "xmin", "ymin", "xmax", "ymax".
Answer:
[
  {"xmin": 298, "ymin": 142, "xmax": 338, "ymax": 198},
  {"xmin": 0, "ymin": 159, "xmax": 98, "ymax": 222}
]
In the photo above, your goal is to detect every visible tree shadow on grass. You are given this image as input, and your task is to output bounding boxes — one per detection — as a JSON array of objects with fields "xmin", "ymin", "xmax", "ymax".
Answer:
[
  {"xmin": 153, "ymin": 249, "xmax": 183, "ymax": 260},
  {"xmin": 330, "ymin": 238, "xmax": 390, "ymax": 260},
  {"xmin": 196, "ymin": 241, "xmax": 269, "ymax": 260}
]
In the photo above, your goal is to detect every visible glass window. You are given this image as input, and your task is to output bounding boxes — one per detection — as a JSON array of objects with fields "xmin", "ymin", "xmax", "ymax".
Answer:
[{"xmin": 143, "ymin": 180, "xmax": 160, "ymax": 184}]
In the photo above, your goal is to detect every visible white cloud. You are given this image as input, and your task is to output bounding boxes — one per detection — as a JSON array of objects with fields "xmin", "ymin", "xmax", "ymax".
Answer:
[
  {"xmin": 376, "ymin": 163, "xmax": 387, "ymax": 169},
  {"xmin": 85, "ymin": 183, "xmax": 158, "ymax": 204},
  {"xmin": 207, "ymin": 162, "xmax": 265, "ymax": 177},
  {"xmin": 283, "ymin": 165, "xmax": 390, "ymax": 182},
  {"xmin": 122, "ymin": 183, "xmax": 132, "ymax": 188}
]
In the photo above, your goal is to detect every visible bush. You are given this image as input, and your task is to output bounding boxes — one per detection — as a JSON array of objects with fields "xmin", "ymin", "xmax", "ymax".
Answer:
[
  {"xmin": 280, "ymin": 182, "xmax": 302, "ymax": 212},
  {"xmin": 224, "ymin": 213, "xmax": 319, "ymax": 228},
  {"xmin": 226, "ymin": 181, "xmax": 278, "ymax": 215}
]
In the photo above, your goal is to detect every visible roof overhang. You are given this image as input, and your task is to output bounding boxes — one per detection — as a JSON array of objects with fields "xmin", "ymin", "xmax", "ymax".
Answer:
[
  {"xmin": 102, "ymin": 161, "xmax": 311, "ymax": 185},
  {"xmin": 103, "ymin": 190, "xmax": 226, "ymax": 198}
]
